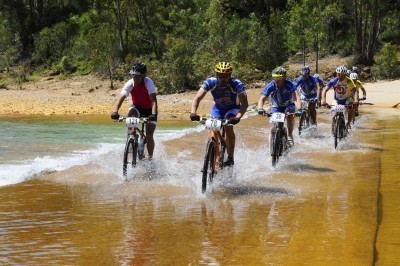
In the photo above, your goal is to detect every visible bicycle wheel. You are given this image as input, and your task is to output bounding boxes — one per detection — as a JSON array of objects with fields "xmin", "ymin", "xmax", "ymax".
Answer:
[
  {"xmin": 298, "ymin": 111, "xmax": 308, "ymax": 135},
  {"xmin": 271, "ymin": 128, "xmax": 282, "ymax": 166},
  {"xmin": 202, "ymin": 139, "xmax": 216, "ymax": 193},
  {"xmin": 338, "ymin": 116, "xmax": 347, "ymax": 139},
  {"xmin": 123, "ymin": 138, "xmax": 138, "ymax": 177},
  {"xmin": 334, "ymin": 115, "xmax": 346, "ymax": 149}
]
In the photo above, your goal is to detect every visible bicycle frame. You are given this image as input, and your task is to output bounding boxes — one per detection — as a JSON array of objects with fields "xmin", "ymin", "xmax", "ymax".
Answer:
[
  {"xmin": 126, "ymin": 117, "xmax": 147, "ymax": 159},
  {"xmin": 200, "ymin": 117, "xmax": 227, "ymax": 170},
  {"xmin": 118, "ymin": 116, "xmax": 149, "ymax": 178},
  {"xmin": 330, "ymin": 104, "xmax": 350, "ymax": 148},
  {"xmin": 268, "ymin": 112, "xmax": 291, "ymax": 166},
  {"xmin": 197, "ymin": 117, "xmax": 229, "ymax": 193}
]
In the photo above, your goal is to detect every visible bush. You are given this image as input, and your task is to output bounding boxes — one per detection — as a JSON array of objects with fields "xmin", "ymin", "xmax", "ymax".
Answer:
[{"xmin": 374, "ymin": 43, "xmax": 400, "ymax": 79}]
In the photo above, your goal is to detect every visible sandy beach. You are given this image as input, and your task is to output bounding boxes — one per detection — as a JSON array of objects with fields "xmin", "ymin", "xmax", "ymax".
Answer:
[{"xmin": 1, "ymin": 73, "xmax": 399, "ymax": 119}]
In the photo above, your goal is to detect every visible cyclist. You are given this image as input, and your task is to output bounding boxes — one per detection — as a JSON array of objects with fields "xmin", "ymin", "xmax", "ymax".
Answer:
[
  {"xmin": 349, "ymin": 72, "xmax": 366, "ymax": 116},
  {"xmin": 257, "ymin": 66, "xmax": 301, "ymax": 146},
  {"xmin": 313, "ymin": 73, "xmax": 325, "ymax": 105},
  {"xmin": 321, "ymin": 66, "xmax": 358, "ymax": 132},
  {"xmin": 190, "ymin": 61, "xmax": 249, "ymax": 167},
  {"xmin": 111, "ymin": 62, "xmax": 158, "ymax": 159},
  {"xmin": 293, "ymin": 66, "xmax": 320, "ymax": 127},
  {"xmin": 352, "ymin": 66, "xmax": 360, "ymax": 75}
]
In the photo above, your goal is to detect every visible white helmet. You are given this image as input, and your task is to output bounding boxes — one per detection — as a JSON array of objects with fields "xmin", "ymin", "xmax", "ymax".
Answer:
[
  {"xmin": 350, "ymin": 73, "xmax": 359, "ymax": 80},
  {"xmin": 336, "ymin": 66, "xmax": 347, "ymax": 74}
]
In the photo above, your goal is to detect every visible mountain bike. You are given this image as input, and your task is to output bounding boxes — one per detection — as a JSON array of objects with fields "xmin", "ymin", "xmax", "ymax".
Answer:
[
  {"xmin": 197, "ymin": 117, "xmax": 230, "ymax": 193},
  {"xmin": 268, "ymin": 112, "xmax": 291, "ymax": 166},
  {"xmin": 327, "ymin": 104, "xmax": 350, "ymax": 149},
  {"xmin": 116, "ymin": 116, "xmax": 148, "ymax": 178},
  {"xmin": 298, "ymin": 98, "xmax": 317, "ymax": 135}
]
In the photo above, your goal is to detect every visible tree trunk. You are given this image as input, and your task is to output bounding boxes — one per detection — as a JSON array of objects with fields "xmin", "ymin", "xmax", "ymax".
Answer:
[{"xmin": 117, "ymin": 0, "xmax": 124, "ymax": 52}]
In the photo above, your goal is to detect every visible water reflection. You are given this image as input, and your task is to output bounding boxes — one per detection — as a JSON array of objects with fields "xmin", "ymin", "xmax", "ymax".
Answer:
[{"xmin": 0, "ymin": 110, "xmax": 398, "ymax": 264}]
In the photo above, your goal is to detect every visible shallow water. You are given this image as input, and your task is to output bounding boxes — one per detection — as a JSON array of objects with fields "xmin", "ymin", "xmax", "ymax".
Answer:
[{"xmin": 0, "ymin": 107, "xmax": 399, "ymax": 264}]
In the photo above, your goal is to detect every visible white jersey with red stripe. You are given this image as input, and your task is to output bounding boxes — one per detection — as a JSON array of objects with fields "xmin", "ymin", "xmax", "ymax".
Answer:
[{"xmin": 120, "ymin": 77, "xmax": 156, "ymax": 110}]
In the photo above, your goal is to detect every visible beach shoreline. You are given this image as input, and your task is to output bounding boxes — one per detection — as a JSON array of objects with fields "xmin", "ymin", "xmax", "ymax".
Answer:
[{"xmin": 0, "ymin": 74, "xmax": 398, "ymax": 120}]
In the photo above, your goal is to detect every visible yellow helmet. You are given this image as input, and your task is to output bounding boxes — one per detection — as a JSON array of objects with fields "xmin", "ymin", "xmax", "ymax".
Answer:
[{"xmin": 214, "ymin": 62, "xmax": 233, "ymax": 74}]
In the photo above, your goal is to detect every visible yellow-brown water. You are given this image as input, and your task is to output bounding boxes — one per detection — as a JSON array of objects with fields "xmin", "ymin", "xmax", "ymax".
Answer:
[{"xmin": 0, "ymin": 106, "xmax": 399, "ymax": 265}]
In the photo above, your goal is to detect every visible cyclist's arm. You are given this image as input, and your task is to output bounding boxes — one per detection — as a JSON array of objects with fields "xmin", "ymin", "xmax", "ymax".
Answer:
[
  {"xmin": 293, "ymin": 90, "xmax": 301, "ymax": 110},
  {"xmin": 150, "ymin": 93, "xmax": 158, "ymax": 115},
  {"xmin": 257, "ymin": 94, "xmax": 267, "ymax": 111},
  {"xmin": 113, "ymin": 94, "xmax": 127, "ymax": 113},
  {"xmin": 315, "ymin": 83, "xmax": 320, "ymax": 100},
  {"xmin": 360, "ymin": 85, "xmax": 366, "ymax": 98},
  {"xmin": 191, "ymin": 88, "xmax": 207, "ymax": 114},
  {"xmin": 322, "ymin": 85, "xmax": 330, "ymax": 103},
  {"xmin": 236, "ymin": 93, "xmax": 248, "ymax": 119}
]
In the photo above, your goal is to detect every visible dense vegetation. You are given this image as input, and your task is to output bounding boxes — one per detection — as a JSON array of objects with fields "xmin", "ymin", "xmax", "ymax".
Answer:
[{"xmin": 0, "ymin": 0, "xmax": 399, "ymax": 93}]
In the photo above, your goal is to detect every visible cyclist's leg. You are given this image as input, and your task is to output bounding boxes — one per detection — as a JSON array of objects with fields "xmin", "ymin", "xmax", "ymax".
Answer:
[
  {"xmin": 345, "ymin": 98, "xmax": 355, "ymax": 128},
  {"xmin": 223, "ymin": 107, "xmax": 240, "ymax": 158},
  {"xmin": 308, "ymin": 97, "xmax": 317, "ymax": 125},
  {"xmin": 138, "ymin": 108, "xmax": 157, "ymax": 159},
  {"xmin": 145, "ymin": 123, "xmax": 156, "ymax": 158},
  {"xmin": 285, "ymin": 105, "xmax": 295, "ymax": 144}
]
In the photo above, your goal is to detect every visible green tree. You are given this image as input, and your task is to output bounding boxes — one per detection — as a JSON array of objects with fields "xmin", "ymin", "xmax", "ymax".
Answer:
[{"xmin": 374, "ymin": 43, "xmax": 400, "ymax": 79}]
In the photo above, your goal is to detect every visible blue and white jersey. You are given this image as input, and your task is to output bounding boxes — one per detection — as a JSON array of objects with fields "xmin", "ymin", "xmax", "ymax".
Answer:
[
  {"xmin": 261, "ymin": 80, "xmax": 296, "ymax": 108},
  {"xmin": 202, "ymin": 77, "xmax": 245, "ymax": 110},
  {"xmin": 293, "ymin": 75, "xmax": 318, "ymax": 98}
]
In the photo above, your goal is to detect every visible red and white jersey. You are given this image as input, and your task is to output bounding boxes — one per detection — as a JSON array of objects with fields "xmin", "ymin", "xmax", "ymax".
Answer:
[{"xmin": 120, "ymin": 77, "xmax": 156, "ymax": 110}]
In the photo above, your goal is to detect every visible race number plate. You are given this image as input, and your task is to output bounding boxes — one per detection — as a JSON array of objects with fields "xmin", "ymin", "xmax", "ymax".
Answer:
[
  {"xmin": 204, "ymin": 118, "xmax": 222, "ymax": 130},
  {"xmin": 333, "ymin": 105, "xmax": 345, "ymax": 113},
  {"xmin": 126, "ymin": 117, "xmax": 140, "ymax": 128},
  {"xmin": 270, "ymin": 112, "xmax": 285, "ymax": 123}
]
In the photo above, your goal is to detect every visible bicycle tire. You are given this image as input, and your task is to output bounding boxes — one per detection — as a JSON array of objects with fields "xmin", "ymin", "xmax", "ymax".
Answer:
[
  {"xmin": 202, "ymin": 139, "xmax": 216, "ymax": 193},
  {"xmin": 298, "ymin": 111, "xmax": 308, "ymax": 135},
  {"xmin": 334, "ymin": 116, "xmax": 339, "ymax": 149},
  {"xmin": 123, "ymin": 138, "xmax": 138, "ymax": 177},
  {"xmin": 271, "ymin": 127, "xmax": 282, "ymax": 166}
]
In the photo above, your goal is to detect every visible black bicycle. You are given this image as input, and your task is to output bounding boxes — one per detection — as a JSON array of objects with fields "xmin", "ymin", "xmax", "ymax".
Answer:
[
  {"xmin": 298, "ymin": 98, "xmax": 317, "ymax": 135},
  {"xmin": 196, "ymin": 117, "xmax": 229, "ymax": 193},
  {"xmin": 268, "ymin": 112, "xmax": 291, "ymax": 166},
  {"xmin": 329, "ymin": 104, "xmax": 350, "ymax": 149},
  {"xmin": 116, "ymin": 116, "xmax": 148, "ymax": 178}
]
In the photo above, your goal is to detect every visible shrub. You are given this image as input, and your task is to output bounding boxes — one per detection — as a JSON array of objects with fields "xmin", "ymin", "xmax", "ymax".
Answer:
[{"xmin": 374, "ymin": 43, "xmax": 400, "ymax": 79}]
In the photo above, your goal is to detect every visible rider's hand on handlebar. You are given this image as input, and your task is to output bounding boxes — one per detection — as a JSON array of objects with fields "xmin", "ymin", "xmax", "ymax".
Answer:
[
  {"xmin": 111, "ymin": 111, "xmax": 120, "ymax": 120},
  {"xmin": 190, "ymin": 113, "xmax": 200, "ymax": 121},
  {"xmin": 257, "ymin": 108, "xmax": 265, "ymax": 115},
  {"xmin": 228, "ymin": 117, "xmax": 240, "ymax": 125},
  {"xmin": 361, "ymin": 97, "xmax": 366, "ymax": 101},
  {"xmin": 148, "ymin": 114, "xmax": 157, "ymax": 121},
  {"xmin": 321, "ymin": 102, "xmax": 328, "ymax": 108}
]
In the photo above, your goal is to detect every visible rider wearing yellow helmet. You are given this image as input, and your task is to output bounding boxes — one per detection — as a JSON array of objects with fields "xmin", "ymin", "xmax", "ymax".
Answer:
[
  {"xmin": 257, "ymin": 66, "xmax": 301, "ymax": 146},
  {"xmin": 190, "ymin": 61, "xmax": 249, "ymax": 166}
]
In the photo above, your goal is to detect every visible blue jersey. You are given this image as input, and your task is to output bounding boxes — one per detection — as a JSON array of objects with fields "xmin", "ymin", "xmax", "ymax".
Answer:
[
  {"xmin": 202, "ymin": 77, "xmax": 245, "ymax": 110},
  {"xmin": 261, "ymin": 80, "xmax": 296, "ymax": 108},
  {"xmin": 294, "ymin": 75, "xmax": 318, "ymax": 97}
]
